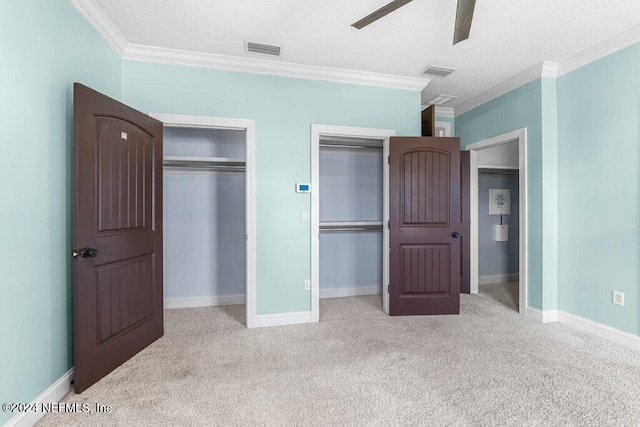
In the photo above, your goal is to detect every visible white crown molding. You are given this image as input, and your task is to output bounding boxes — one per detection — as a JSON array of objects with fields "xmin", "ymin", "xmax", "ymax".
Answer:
[
  {"xmin": 540, "ymin": 61, "xmax": 559, "ymax": 78},
  {"xmin": 435, "ymin": 107, "xmax": 454, "ymax": 118},
  {"xmin": 455, "ymin": 25, "xmax": 640, "ymax": 117},
  {"xmin": 70, "ymin": 0, "xmax": 429, "ymax": 92},
  {"xmin": 70, "ymin": 0, "xmax": 127, "ymax": 56},
  {"xmin": 557, "ymin": 24, "xmax": 640, "ymax": 76},
  {"xmin": 124, "ymin": 44, "xmax": 429, "ymax": 91},
  {"xmin": 455, "ymin": 61, "xmax": 558, "ymax": 117},
  {"xmin": 419, "ymin": 106, "xmax": 455, "ymax": 118}
]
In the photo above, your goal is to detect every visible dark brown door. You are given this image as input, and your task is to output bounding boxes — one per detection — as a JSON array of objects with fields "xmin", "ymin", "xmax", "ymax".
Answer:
[
  {"xmin": 389, "ymin": 137, "xmax": 461, "ymax": 315},
  {"xmin": 460, "ymin": 150, "xmax": 471, "ymax": 294},
  {"xmin": 73, "ymin": 84, "xmax": 164, "ymax": 393}
]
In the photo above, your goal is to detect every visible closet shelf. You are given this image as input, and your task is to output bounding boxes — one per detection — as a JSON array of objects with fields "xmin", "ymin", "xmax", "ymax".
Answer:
[
  {"xmin": 163, "ymin": 156, "xmax": 246, "ymax": 171},
  {"xmin": 319, "ymin": 221, "xmax": 383, "ymax": 232}
]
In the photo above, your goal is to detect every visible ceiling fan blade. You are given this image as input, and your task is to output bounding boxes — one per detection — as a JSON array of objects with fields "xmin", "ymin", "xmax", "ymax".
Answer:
[
  {"xmin": 453, "ymin": 0, "xmax": 476, "ymax": 45},
  {"xmin": 352, "ymin": 0, "xmax": 413, "ymax": 30}
]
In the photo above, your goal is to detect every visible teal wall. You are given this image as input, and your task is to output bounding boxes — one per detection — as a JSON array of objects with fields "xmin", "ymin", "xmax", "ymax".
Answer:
[
  {"xmin": 121, "ymin": 61, "xmax": 420, "ymax": 315},
  {"xmin": 557, "ymin": 42, "xmax": 640, "ymax": 336},
  {"xmin": 455, "ymin": 80, "xmax": 546, "ymax": 309},
  {"xmin": 0, "ymin": 1, "xmax": 122, "ymax": 424},
  {"xmin": 435, "ymin": 115, "xmax": 455, "ymax": 136}
]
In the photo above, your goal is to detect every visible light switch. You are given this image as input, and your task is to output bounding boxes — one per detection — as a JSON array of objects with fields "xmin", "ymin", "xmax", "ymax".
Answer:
[{"xmin": 300, "ymin": 211, "xmax": 308, "ymax": 222}]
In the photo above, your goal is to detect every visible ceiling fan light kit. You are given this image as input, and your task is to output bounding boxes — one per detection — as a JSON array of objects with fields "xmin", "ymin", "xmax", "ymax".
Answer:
[{"xmin": 352, "ymin": 0, "xmax": 476, "ymax": 46}]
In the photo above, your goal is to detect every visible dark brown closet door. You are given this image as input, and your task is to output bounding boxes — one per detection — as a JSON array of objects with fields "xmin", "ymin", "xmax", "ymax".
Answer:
[
  {"xmin": 73, "ymin": 83, "xmax": 164, "ymax": 392},
  {"xmin": 389, "ymin": 137, "xmax": 461, "ymax": 315}
]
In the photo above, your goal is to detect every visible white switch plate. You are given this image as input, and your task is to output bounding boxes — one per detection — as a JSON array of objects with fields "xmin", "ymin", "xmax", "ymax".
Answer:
[
  {"xmin": 613, "ymin": 291, "xmax": 624, "ymax": 306},
  {"xmin": 304, "ymin": 279, "xmax": 311, "ymax": 291},
  {"xmin": 300, "ymin": 211, "xmax": 308, "ymax": 222}
]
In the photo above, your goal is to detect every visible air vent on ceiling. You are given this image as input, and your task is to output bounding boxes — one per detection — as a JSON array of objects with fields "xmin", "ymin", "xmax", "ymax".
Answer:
[
  {"xmin": 425, "ymin": 94, "xmax": 458, "ymax": 105},
  {"xmin": 421, "ymin": 65, "xmax": 456, "ymax": 78},
  {"xmin": 245, "ymin": 41, "xmax": 282, "ymax": 57}
]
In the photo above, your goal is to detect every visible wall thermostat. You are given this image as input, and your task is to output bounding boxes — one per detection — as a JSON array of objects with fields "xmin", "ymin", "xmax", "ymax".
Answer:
[{"xmin": 296, "ymin": 183, "xmax": 311, "ymax": 193}]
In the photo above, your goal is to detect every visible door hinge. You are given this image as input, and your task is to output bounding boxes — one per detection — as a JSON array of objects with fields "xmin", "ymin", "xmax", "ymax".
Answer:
[
  {"xmin": 388, "ymin": 156, "xmax": 390, "ymax": 164},
  {"xmin": 387, "ymin": 285, "xmax": 390, "ymax": 293},
  {"xmin": 387, "ymin": 221, "xmax": 390, "ymax": 229}
]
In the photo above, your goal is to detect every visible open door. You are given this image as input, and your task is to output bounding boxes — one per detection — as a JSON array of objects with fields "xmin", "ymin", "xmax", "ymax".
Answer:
[
  {"xmin": 389, "ymin": 137, "xmax": 461, "ymax": 315},
  {"xmin": 460, "ymin": 150, "xmax": 471, "ymax": 294},
  {"xmin": 73, "ymin": 84, "xmax": 164, "ymax": 393}
]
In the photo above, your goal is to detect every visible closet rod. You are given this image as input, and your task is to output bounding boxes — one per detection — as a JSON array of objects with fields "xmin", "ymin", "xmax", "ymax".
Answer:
[{"xmin": 319, "ymin": 143, "xmax": 383, "ymax": 150}]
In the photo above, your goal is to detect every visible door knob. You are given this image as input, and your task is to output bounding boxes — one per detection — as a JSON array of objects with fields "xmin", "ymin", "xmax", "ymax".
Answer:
[
  {"xmin": 452, "ymin": 232, "xmax": 461, "ymax": 239},
  {"xmin": 80, "ymin": 247, "xmax": 98, "ymax": 258}
]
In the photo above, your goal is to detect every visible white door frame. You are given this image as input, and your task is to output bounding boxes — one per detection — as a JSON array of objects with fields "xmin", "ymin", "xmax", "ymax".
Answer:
[
  {"xmin": 149, "ymin": 113, "xmax": 257, "ymax": 328},
  {"xmin": 465, "ymin": 128, "xmax": 528, "ymax": 314},
  {"xmin": 311, "ymin": 124, "xmax": 396, "ymax": 321}
]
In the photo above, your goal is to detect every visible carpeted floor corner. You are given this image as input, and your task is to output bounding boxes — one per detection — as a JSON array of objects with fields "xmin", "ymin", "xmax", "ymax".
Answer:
[{"xmin": 37, "ymin": 284, "xmax": 640, "ymax": 426}]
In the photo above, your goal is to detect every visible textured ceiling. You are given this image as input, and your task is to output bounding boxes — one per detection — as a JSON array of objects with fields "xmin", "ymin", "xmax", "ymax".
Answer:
[{"xmin": 93, "ymin": 0, "xmax": 640, "ymax": 108}]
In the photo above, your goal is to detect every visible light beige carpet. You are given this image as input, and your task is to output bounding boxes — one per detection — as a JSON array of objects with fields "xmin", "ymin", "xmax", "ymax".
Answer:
[
  {"xmin": 38, "ymin": 287, "xmax": 640, "ymax": 426},
  {"xmin": 480, "ymin": 281, "xmax": 519, "ymax": 312}
]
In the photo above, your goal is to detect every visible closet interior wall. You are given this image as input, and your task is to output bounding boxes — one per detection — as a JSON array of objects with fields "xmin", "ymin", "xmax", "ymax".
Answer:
[
  {"xmin": 319, "ymin": 137, "xmax": 384, "ymax": 293},
  {"xmin": 477, "ymin": 169, "xmax": 520, "ymax": 282},
  {"xmin": 163, "ymin": 127, "xmax": 247, "ymax": 305}
]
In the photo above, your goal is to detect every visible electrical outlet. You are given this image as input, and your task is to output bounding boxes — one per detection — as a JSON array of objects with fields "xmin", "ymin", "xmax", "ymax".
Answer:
[
  {"xmin": 304, "ymin": 279, "xmax": 311, "ymax": 291},
  {"xmin": 613, "ymin": 291, "xmax": 624, "ymax": 306},
  {"xmin": 300, "ymin": 211, "xmax": 308, "ymax": 222}
]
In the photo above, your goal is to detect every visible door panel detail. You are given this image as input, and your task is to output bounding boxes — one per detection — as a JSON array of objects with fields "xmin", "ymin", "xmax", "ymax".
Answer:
[
  {"xmin": 96, "ymin": 117, "xmax": 155, "ymax": 234},
  {"xmin": 401, "ymin": 149, "xmax": 450, "ymax": 226},
  {"xmin": 400, "ymin": 245, "xmax": 450, "ymax": 295},
  {"xmin": 95, "ymin": 254, "xmax": 155, "ymax": 346}
]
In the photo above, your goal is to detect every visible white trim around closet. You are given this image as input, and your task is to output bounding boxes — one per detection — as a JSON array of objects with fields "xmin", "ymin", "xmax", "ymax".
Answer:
[
  {"xmin": 466, "ymin": 128, "xmax": 528, "ymax": 315},
  {"xmin": 149, "ymin": 113, "xmax": 258, "ymax": 328},
  {"xmin": 311, "ymin": 124, "xmax": 396, "ymax": 322}
]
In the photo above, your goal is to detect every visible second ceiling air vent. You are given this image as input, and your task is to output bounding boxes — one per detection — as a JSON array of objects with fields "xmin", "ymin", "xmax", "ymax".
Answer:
[
  {"xmin": 421, "ymin": 65, "xmax": 456, "ymax": 78},
  {"xmin": 245, "ymin": 41, "xmax": 282, "ymax": 57}
]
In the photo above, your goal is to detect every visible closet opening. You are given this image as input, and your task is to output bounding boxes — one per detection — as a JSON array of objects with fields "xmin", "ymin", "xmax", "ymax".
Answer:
[
  {"xmin": 150, "ymin": 114, "xmax": 257, "ymax": 328},
  {"xmin": 477, "ymin": 167, "xmax": 520, "ymax": 312},
  {"xmin": 466, "ymin": 128, "xmax": 527, "ymax": 315},
  {"xmin": 311, "ymin": 125, "xmax": 396, "ymax": 322}
]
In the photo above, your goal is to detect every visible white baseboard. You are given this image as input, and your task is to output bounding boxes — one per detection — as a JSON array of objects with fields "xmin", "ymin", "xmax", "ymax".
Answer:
[
  {"xmin": 164, "ymin": 294, "xmax": 245, "ymax": 309},
  {"xmin": 166, "ymin": 288, "xmax": 381, "ymax": 309},
  {"xmin": 5, "ymin": 368, "xmax": 74, "ymax": 427},
  {"xmin": 319, "ymin": 286, "xmax": 381, "ymax": 299},
  {"xmin": 525, "ymin": 307, "xmax": 640, "ymax": 353},
  {"xmin": 557, "ymin": 311, "xmax": 640, "ymax": 353},
  {"xmin": 479, "ymin": 273, "xmax": 519, "ymax": 285},
  {"xmin": 525, "ymin": 306, "xmax": 558, "ymax": 323},
  {"xmin": 251, "ymin": 311, "xmax": 314, "ymax": 328}
]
